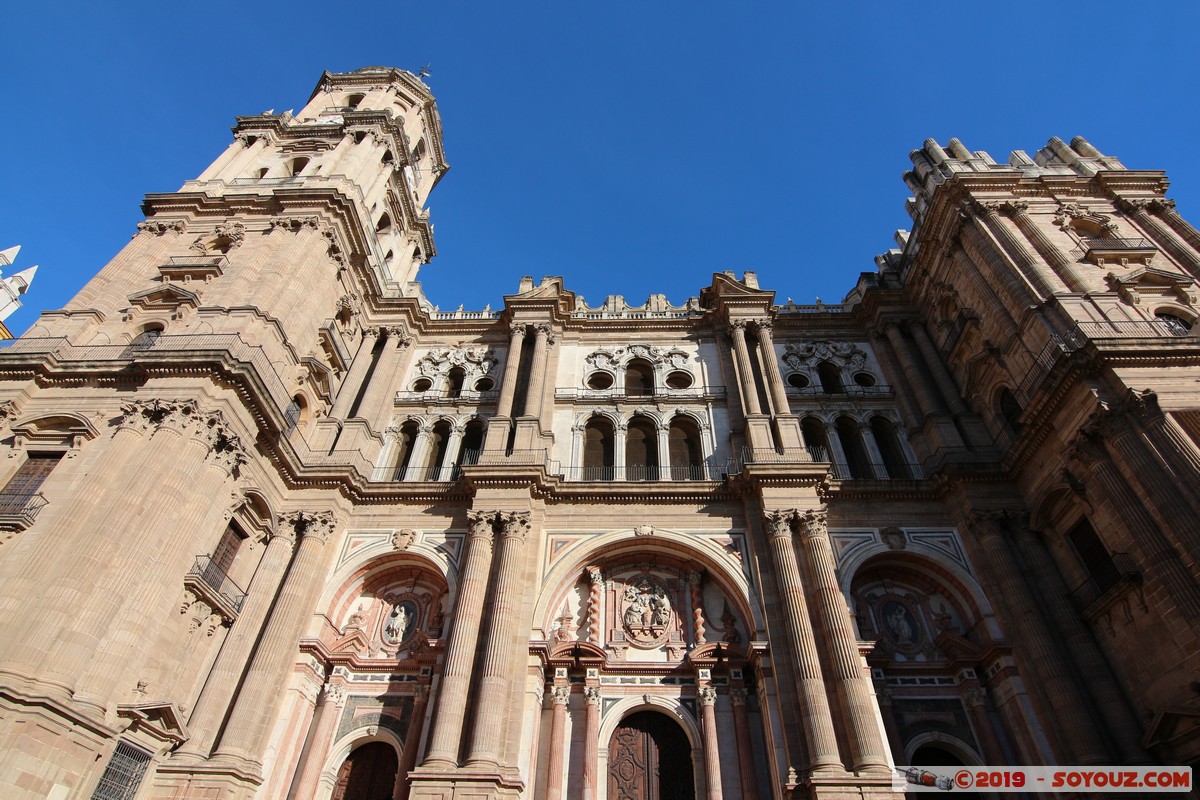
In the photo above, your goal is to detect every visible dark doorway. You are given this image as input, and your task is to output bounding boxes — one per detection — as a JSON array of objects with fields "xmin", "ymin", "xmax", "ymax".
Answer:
[
  {"xmin": 607, "ymin": 711, "xmax": 695, "ymax": 800},
  {"xmin": 331, "ymin": 741, "xmax": 398, "ymax": 800}
]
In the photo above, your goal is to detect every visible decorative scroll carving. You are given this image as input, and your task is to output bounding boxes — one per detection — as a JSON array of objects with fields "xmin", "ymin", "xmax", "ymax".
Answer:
[
  {"xmin": 781, "ymin": 340, "xmax": 867, "ymax": 372},
  {"xmin": 269, "ymin": 216, "xmax": 321, "ymax": 233},
  {"xmin": 190, "ymin": 221, "xmax": 246, "ymax": 254},
  {"xmin": 619, "ymin": 575, "xmax": 675, "ymax": 648},
  {"xmin": 583, "ymin": 344, "xmax": 690, "ymax": 372},
  {"xmin": 415, "ymin": 344, "xmax": 497, "ymax": 381},
  {"xmin": 391, "ymin": 528, "xmax": 417, "ymax": 551},
  {"xmin": 1054, "ymin": 201, "xmax": 1118, "ymax": 233},
  {"xmin": 880, "ymin": 526, "xmax": 907, "ymax": 551},
  {"xmin": 137, "ymin": 219, "xmax": 185, "ymax": 236}
]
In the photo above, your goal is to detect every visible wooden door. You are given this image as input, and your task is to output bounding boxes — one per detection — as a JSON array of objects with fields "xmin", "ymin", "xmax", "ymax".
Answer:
[
  {"xmin": 331, "ymin": 742, "xmax": 398, "ymax": 800},
  {"xmin": 607, "ymin": 711, "xmax": 695, "ymax": 800}
]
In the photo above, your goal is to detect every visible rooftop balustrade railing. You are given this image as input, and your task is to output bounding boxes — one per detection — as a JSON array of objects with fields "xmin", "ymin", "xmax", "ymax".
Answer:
[{"xmin": 1073, "ymin": 319, "xmax": 1194, "ymax": 339}]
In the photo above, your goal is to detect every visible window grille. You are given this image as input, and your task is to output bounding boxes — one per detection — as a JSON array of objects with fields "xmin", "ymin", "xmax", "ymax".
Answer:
[{"xmin": 91, "ymin": 740, "xmax": 153, "ymax": 800}]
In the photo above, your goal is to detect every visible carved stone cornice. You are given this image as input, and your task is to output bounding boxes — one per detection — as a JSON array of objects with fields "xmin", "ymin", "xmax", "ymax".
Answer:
[
  {"xmin": 137, "ymin": 219, "xmax": 186, "ymax": 237},
  {"xmin": 269, "ymin": 216, "xmax": 321, "ymax": 234}
]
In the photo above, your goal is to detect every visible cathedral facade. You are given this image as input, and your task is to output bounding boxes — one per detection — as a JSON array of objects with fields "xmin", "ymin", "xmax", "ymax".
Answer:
[{"xmin": 0, "ymin": 66, "xmax": 1198, "ymax": 800}]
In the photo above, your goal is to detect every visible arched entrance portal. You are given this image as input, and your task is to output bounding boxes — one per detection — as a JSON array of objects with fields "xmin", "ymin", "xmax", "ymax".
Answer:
[
  {"xmin": 607, "ymin": 711, "xmax": 695, "ymax": 800},
  {"xmin": 331, "ymin": 742, "xmax": 398, "ymax": 800}
]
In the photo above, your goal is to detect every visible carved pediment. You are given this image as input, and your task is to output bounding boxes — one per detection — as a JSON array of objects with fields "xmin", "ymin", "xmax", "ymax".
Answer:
[
  {"xmin": 126, "ymin": 284, "xmax": 200, "ymax": 313},
  {"xmin": 1143, "ymin": 707, "xmax": 1200, "ymax": 753},
  {"xmin": 116, "ymin": 701, "xmax": 190, "ymax": 746},
  {"xmin": 1106, "ymin": 267, "xmax": 1197, "ymax": 305}
]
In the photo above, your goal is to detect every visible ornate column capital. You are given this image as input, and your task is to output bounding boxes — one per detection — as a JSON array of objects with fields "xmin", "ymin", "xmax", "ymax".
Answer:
[
  {"xmin": 697, "ymin": 686, "xmax": 717, "ymax": 707},
  {"xmin": 282, "ymin": 510, "xmax": 338, "ymax": 544},
  {"xmin": 964, "ymin": 686, "xmax": 989, "ymax": 708},
  {"xmin": 551, "ymin": 686, "xmax": 571, "ymax": 706},
  {"xmin": 323, "ymin": 682, "xmax": 348, "ymax": 708},
  {"xmin": 752, "ymin": 318, "xmax": 773, "ymax": 333},
  {"xmin": 1001, "ymin": 199, "xmax": 1031, "ymax": 216},
  {"xmin": 763, "ymin": 509, "xmax": 796, "ymax": 540},
  {"xmin": 587, "ymin": 565, "xmax": 604, "ymax": 585},
  {"xmin": 499, "ymin": 511, "xmax": 531, "ymax": 543},
  {"xmin": 414, "ymin": 684, "xmax": 431, "ymax": 703},
  {"xmin": 584, "ymin": 687, "xmax": 601, "ymax": 706},
  {"xmin": 729, "ymin": 687, "xmax": 747, "ymax": 706},
  {"xmin": 728, "ymin": 319, "xmax": 751, "ymax": 333},
  {"xmin": 532, "ymin": 323, "xmax": 556, "ymax": 344},
  {"xmin": 509, "ymin": 323, "xmax": 528, "ymax": 339},
  {"xmin": 796, "ymin": 508, "xmax": 828, "ymax": 540},
  {"xmin": 466, "ymin": 510, "xmax": 495, "ymax": 542}
]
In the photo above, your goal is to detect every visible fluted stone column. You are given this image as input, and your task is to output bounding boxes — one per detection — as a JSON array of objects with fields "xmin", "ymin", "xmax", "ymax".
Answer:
[
  {"xmin": 961, "ymin": 216, "xmax": 1039, "ymax": 311},
  {"xmin": 967, "ymin": 510, "xmax": 1108, "ymax": 764},
  {"xmin": 544, "ymin": 686, "xmax": 570, "ymax": 800},
  {"xmin": 331, "ymin": 327, "xmax": 379, "ymax": 418},
  {"xmin": 526, "ymin": 324, "xmax": 554, "ymax": 421},
  {"xmin": 881, "ymin": 323, "xmax": 943, "ymax": 417},
  {"xmin": 962, "ymin": 686, "xmax": 1007, "ymax": 765},
  {"xmin": 198, "ymin": 135, "xmax": 250, "ymax": 181},
  {"xmin": 754, "ymin": 321, "xmax": 791, "ymax": 417},
  {"xmin": 728, "ymin": 321, "xmax": 762, "ymax": 416},
  {"xmin": 438, "ymin": 424, "xmax": 465, "ymax": 481},
  {"xmin": 582, "ymin": 687, "xmax": 601, "ymax": 800},
  {"xmin": 403, "ymin": 424, "xmax": 434, "ymax": 481},
  {"xmin": 1150, "ymin": 198, "xmax": 1200, "ymax": 255},
  {"xmin": 290, "ymin": 681, "xmax": 348, "ymax": 800},
  {"xmin": 797, "ymin": 510, "xmax": 890, "ymax": 772},
  {"xmin": 396, "ymin": 685, "xmax": 430, "ymax": 800},
  {"xmin": 909, "ymin": 324, "xmax": 969, "ymax": 418},
  {"xmin": 655, "ymin": 421, "xmax": 672, "ymax": 480},
  {"xmin": 1068, "ymin": 432, "xmax": 1200, "ymax": 627},
  {"xmin": 1121, "ymin": 198, "xmax": 1200, "ymax": 274},
  {"xmin": 214, "ymin": 510, "xmax": 337, "ymax": 770},
  {"xmin": 177, "ymin": 526, "xmax": 297, "ymax": 758},
  {"xmin": 495, "ymin": 325, "xmax": 527, "ymax": 420},
  {"xmin": 1003, "ymin": 201, "xmax": 1088, "ymax": 292},
  {"xmin": 613, "ymin": 423, "xmax": 627, "ymax": 481},
  {"xmin": 975, "ymin": 201, "xmax": 1063, "ymax": 297},
  {"xmin": 763, "ymin": 510, "xmax": 841, "ymax": 772},
  {"xmin": 874, "ymin": 687, "xmax": 906, "ymax": 765},
  {"xmin": 421, "ymin": 511, "xmax": 496, "ymax": 768},
  {"xmin": 1009, "ymin": 525, "xmax": 1149, "ymax": 763},
  {"xmin": 729, "ymin": 688, "xmax": 759, "ymax": 800},
  {"xmin": 698, "ymin": 687, "xmax": 724, "ymax": 800},
  {"xmin": 361, "ymin": 326, "xmax": 414, "ymax": 426},
  {"xmin": 466, "ymin": 511, "xmax": 531, "ymax": 767}
]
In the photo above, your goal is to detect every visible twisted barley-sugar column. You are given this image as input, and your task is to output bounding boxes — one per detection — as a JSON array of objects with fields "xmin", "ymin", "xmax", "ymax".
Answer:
[
  {"xmin": 420, "ymin": 511, "xmax": 495, "ymax": 768},
  {"xmin": 494, "ymin": 324, "xmax": 527, "ymax": 420},
  {"xmin": 1069, "ymin": 430, "xmax": 1200, "ymax": 628},
  {"xmin": 465, "ymin": 511, "xmax": 531, "ymax": 767},
  {"xmin": 728, "ymin": 688, "xmax": 759, "ymax": 800},
  {"xmin": 544, "ymin": 686, "xmax": 570, "ymax": 800},
  {"xmin": 688, "ymin": 570, "xmax": 706, "ymax": 645},
  {"xmin": 968, "ymin": 510, "xmax": 1108, "ymax": 764},
  {"xmin": 796, "ymin": 510, "xmax": 890, "ymax": 772},
  {"xmin": 289, "ymin": 681, "xmax": 348, "ymax": 800},
  {"xmin": 178, "ymin": 526, "xmax": 296, "ymax": 758},
  {"xmin": 214, "ymin": 511, "xmax": 336, "ymax": 769},
  {"xmin": 1003, "ymin": 201, "xmax": 1089, "ymax": 292},
  {"xmin": 763, "ymin": 510, "xmax": 842, "ymax": 772},
  {"xmin": 754, "ymin": 320, "xmax": 792, "ymax": 418},
  {"xmin": 395, "ymin": 685, "xmax": 431, "ymax": 800},
  {"xmin": 697, "ymin": 687, "xmax": 724, "ymax": 800},
  {"xmin": 1008, "ymin": 526, "xmax": 1149, "ymax": 763},
  {"xmin": 76, "ymin": 413, "xmax": 246, "ymax": 711},
  {"xmin": 728, "ymin": 321, "xmax": 762, "ymax": 416},
  {"xmin": 586, "ymin": 567, "xmax": 603, "ymax": 645},
  {"xmin": 582, "ymin": 687, "xmax": 601, "ymax": 800}
]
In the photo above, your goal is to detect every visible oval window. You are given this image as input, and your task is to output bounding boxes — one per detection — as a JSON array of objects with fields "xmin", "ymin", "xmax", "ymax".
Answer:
[
  {"xmin": 665, "ymin": 371, "xmax": 693, "ymax": 390},
  {"xmin": 787, "ymin": 373, "xmax": 810, "ymax": 389},
  {"xmin": 412, "ymin": 378, "xmax": 433, "ymax": 392},
  {"xmin": 587, "ymin": 372, "xmax": 614, "ymax": 390},
  {"xmin": 853, "ymin": 372, "xmax": 877, "ymax": 387},
  {"xmin": 475, "ymin": 377, "xmax": 495, "ymax": 392}
]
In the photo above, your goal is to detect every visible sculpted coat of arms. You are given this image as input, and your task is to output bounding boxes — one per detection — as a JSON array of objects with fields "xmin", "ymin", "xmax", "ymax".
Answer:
[{"xmin": 620, "ymin": 576, "xmax": 674, "ymax": 648}]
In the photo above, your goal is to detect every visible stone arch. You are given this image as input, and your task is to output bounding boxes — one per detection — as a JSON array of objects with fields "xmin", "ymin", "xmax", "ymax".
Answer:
[
  {"xmin": 598, "ymin": 699, "xmax": 704, "ymax": 800},
  {"xmin": 905, "ymin": 731, "xmax": 984, "ymax": 766},
  {"xmin": 312, "ymin": 725, "xmax": 405, "ymax": 800},
  {"xmin": 534, "ymin": 528, "xmax": 758, "ymax": 640},
  {"xmin": 317, "ymin": 542, "xmax": 456, "ymax": 625}
]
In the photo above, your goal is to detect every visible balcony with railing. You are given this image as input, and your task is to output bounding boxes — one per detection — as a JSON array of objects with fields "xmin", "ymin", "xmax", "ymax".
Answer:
[
  {"xmin": 394, "ymin": 389, "xmax": 500, "ymax": 405},
  {"xmin": 555, "ymin": 463, "xmax": 726, "ymax": 482},
  {"xmin": 1071, "ymin": 553, "xmax": 1142, "ymax": 617},
  {"xmin": 0, "ymin": 491, "xmax": 49, "ymax": 531},
  {"xmin": 184, "ymin": 555, "xmax": 247, "ymax": 620},
  {"xmin": 1073, "ymin": 319, "xmax": 1195, "ymax": 340},
  {"xmin": 1081, "ymin": 237, "xmax": 1156, "ymax": 266}
]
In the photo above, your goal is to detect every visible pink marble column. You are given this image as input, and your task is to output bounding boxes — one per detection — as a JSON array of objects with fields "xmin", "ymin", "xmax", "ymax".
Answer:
[
  {"xmin": 962, "ymin": 686, "xmax": 1006, "ymax": 765},
  {"xmin": 290, "ymin": 680, "xmax": 348, "ymax": 800},
  {"xmin": 582, "ymin": 686, "xmax": 601, "ymax": 800},
  {"xmin": 465, "ymin": 511, "xmax": 531, "ymax": 766},
  {"xmin": 586, "ymin": 566, "xmax": 603, "ymax": 646},
  {"xmin": 728, "ymin": 688, "xmax": 759, "ymax": 800},
  {"xmin": 421, "ymin": 511, "xmax": 496, "ymax": 768},
  {"xmin": 396, "ymin": 685, "xmax": 430, "ymax": 800},
  {"xmin": 544, "ymin": 686, "xmax": 570, "ymax": 800},
  {"xmin": 697, "ymin": 687, "xmax": 724, "ymax": 800}
]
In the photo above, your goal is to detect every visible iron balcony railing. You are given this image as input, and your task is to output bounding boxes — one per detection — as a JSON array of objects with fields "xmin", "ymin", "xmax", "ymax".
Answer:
[
  {"xmin": 186, "ymin": 555, "xmax": 247, "ymax": 614},
  {"xmin": 786, "ymin": 384, "xmax": 894, "ymax": 397},
  {"xmin": 555, "ymin": 463, "xmax": 725, "ymax": 482},
  {"xmin": 827, "ymin": 461, "xmax": 917, "ymax": 481},
  {"xmin": 1074, "ymin": 319, "xmax": 1194, "ymax": 339},
  {"xmin": 1071, "ymin": 552, "xmax": 1141, "ymax": 612},
  {"xmin": 393, "ymin": 389, "xmax": 500, "ymax": 404},
  {"xmin": 1081, "ymin": 237, "xmax": 1155, "ymax": 253},
  {"xmin": 737, "ymin": 445, "xmax": 829, "ymax": 466},
  {"xmin": 0, "ymin": 491, "xmax": 49, "ymax": 529}
]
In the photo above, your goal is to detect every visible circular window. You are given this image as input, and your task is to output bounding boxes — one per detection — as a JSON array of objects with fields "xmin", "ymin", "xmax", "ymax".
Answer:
[
  {"xmin": 474, "ymin": 377, "xmax": 495, "ymax": 392},
  {"xmin": 853, "ymin": 372, "xmax": 877, "ymax": 387},
  {"xmin": 412, "ymin": 378, "xmax": 433, "ymax": 392},
  {"xmin": 587, "ymin": 372, "xmax": 614, "ymax": 390},
  {"xmin": 787, "ymin": 373, "xmax": 810, "ymax": 389},
  {"xmin": 665, "ymin": 371, "xmax": 693, "ymax": 390}
]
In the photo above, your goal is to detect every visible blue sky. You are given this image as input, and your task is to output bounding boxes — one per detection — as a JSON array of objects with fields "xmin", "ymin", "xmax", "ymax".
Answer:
[{"xmin": 3, "ymin": 3, "xmax": 1198, "ymax": 335}]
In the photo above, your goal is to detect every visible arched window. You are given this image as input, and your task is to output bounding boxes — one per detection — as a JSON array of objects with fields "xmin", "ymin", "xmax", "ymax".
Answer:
[
  {"xmin": 835, "ymin": 416, "xmax": 874, "ymax": 479},
  {"xmin": 1156, "ymin": 312, "xmax": 1192, "ymax": 336},
  {"xmin": 801, "ymin": 417, "xmax": 831, "ymax": 462},
  {"xmin": 129, "ymin": 327, "xmax": 162, "ymax": 349},
  {"xmin": 253, "ymin": 166, "xmax": 269, "ymax": 180},
  {"xmin": 376, "ymin": 212, "xmax": 392, "ymax": 234},
  {"xmin": 998, "ymin": 387, "xmax": 1023, "ymax": 434},
  {"xmin": 346, "ymin": 93, "xmax": 365, "ymax": 109},
  {"xmin": 420, "ymin": 420, "xmax": 451, "ymax": 481},
  {"xmin": 446, "ymin": 367, "xmax": 466, "ymax": 398},
  {"xmin": 626, "ymin": 416, "xmax": 659, "ymax": 481},
  {"xmin": 455, "ymin": 420, "xmax": 486, "ymax": 470},
  {"xmin": 625, "ymin": 359, "xmax": 654, "ymax": 396},
  {"xmin": 287, "ymin": 157, "xmax": 309, "ymax": 177},
  {"xmin": 392, "ymin": 420, "xmax": 419, "ymax": 480},
  {"xmin": 583, "ymin": 417, "xmax": 615, "ymax": 481},
  {"xmin": 283, "ymin": 395, "xmax": 306, "ymax": 432},
  {"xmin": 668, "ymin": 415, "xmax": 704, "ymax": 480},
  {"xmin": 333, "ymin": 742, "xmax": 398, "ymax": 800},
  {"xmin": 870, "ymin": 416, "xmax": 911, "ymax": 479},
  {"xmin": 817, "ymin": 361, "xmax": 844, "ymax": 394}
]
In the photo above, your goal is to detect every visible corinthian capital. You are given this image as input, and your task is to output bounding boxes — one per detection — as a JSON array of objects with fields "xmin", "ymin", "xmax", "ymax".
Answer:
[
  {"xmin": 466, "ymin": 510, "xmax": 495, "ymax": 540},
  {"xmin": 763, "ymin": 509, "xmax": 796, "ymax": 540},
  {"xmin": 282, "ymin": 510, "xmax": 338, "ymax": 544},
  {"xmin": 697, "ymin": 686, "xmax": 717, "ymax": 706},
  {"xmin": 796, "ymin": 509, "xmax": 828, "ymax": 539},
  {"xmin": 499, "ymin": 511, "xmax": 531, "ymax": 543}
]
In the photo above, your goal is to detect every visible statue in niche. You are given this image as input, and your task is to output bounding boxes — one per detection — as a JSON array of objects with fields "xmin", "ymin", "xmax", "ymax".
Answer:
[
  {"xmin": 882, "ymin": 601, "xmax": 917, "ymax": 645},
  {"xmin": 384, "ymin": 600, "xmax": 415, "ymax": 644}
]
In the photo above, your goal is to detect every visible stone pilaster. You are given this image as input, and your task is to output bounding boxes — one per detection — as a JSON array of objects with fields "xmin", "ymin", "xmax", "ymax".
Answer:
[
  {"xmin": 728, "ymin": 320, "xmax": 762, "ymax": 416},
  {"xmin": 583, "ymin": 687, "xmax": 601, "ymax": 800},
  {"xmin": 396, "ymin": 685, "xmax": 430, "ymax": 800},
  {"xmin": 1003, "ymin": 200, "xmax": 1088, "ymax": 292},
  {"xmin": 330, "ymin": 327, "xmax": 379, "ymax": 418}
]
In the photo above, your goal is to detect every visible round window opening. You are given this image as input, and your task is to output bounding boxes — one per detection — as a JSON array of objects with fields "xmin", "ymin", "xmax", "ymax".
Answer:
[
  {"xmin": 853, "ymin": 372, "xmax": 877, "ymax": 387},
  {"xmin": 412, "ymin": 378, "xmax": 433, "ymax": 392},
  {"xmin": 587, "ymin": 372, "xmax": 614, "ymax": 390},
  {"xmin": 665, "ymin": 371, "xmax": 693, "ymax": 390},
  {"xmin": 474, "ymin": 377, "xmax": 495, "ymax": 392},
  {"xmin": 787, "ymin": 373, "xmax": 810, "ymax": 389}
]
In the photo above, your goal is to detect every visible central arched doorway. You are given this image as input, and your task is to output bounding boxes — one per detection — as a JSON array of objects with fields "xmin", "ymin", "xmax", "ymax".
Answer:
[
  {"xmin": 331, "ymin": 741, "xmax": 398, "ymax": 800},
  {"xmin": 607, "ymin": 711, "xmax": 695, "ymax": 800}
]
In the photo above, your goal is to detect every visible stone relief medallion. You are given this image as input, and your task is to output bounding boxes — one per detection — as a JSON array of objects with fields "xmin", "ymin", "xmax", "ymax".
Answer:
[
  {"xmin": 619, "ymin": 575, "xmax": 675, "ymax": 649},
  {"xmin": 868, "ymin": 592, "xmax": 926, "ymax": 657},
  {"xmin": 379, "ymin": 591, "xmax": 430, "ymax": 648}
]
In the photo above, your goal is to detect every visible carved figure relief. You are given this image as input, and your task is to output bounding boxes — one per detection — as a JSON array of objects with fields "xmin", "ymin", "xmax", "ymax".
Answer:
[
  {"xmin": 383, "ymin": 600, "xmax": 415, "ymax": 644},
  {"xmin": 583, "ymin": 344, "xmax": 691, "ymax": 373},
  {"xmin": 619, "ymin": 575, "xmax": 675, "ymax": 648}
]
